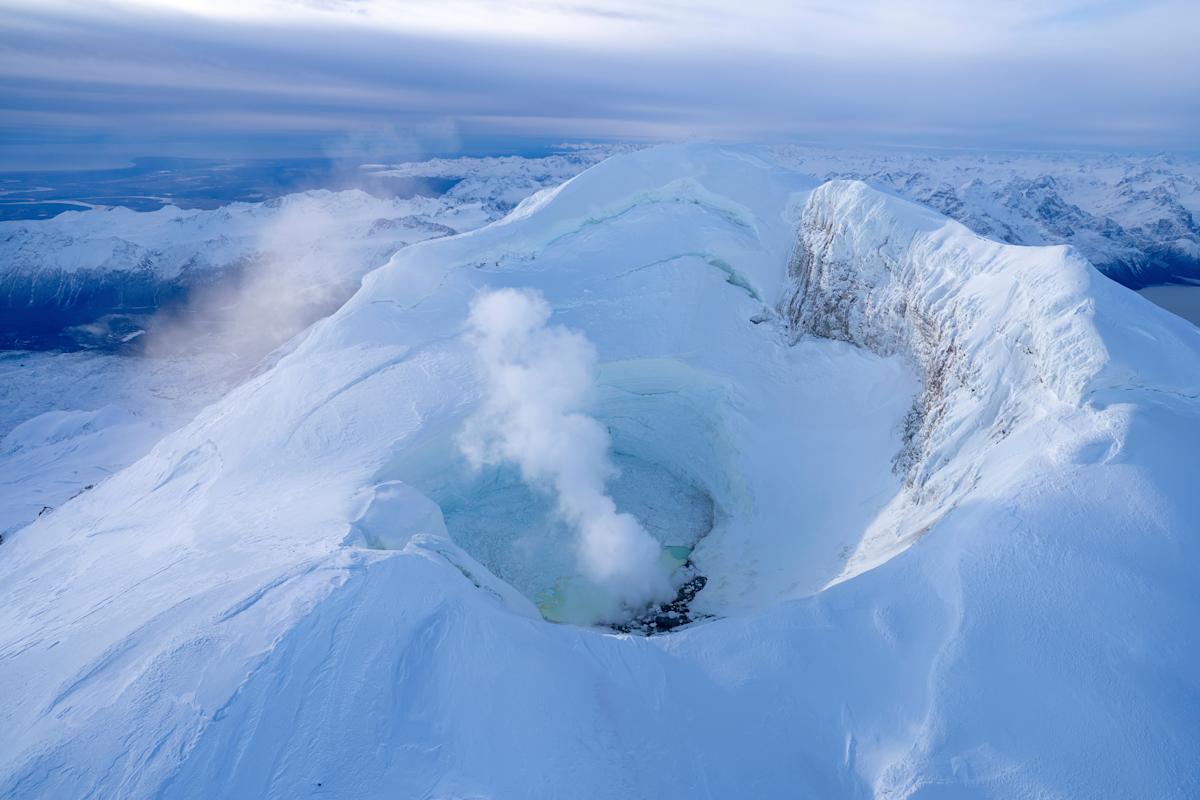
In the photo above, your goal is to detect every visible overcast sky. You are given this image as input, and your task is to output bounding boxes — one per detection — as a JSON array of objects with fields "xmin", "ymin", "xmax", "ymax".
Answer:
[{"xmin": 2, "ymin": 0, "xmax": 1198, "ymax": 167}]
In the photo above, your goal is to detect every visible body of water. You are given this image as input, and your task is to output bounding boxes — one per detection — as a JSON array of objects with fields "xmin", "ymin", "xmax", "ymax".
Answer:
[{"xmin": 1139, "ymin": 284, "xmax": 1200, "ymax": 327}]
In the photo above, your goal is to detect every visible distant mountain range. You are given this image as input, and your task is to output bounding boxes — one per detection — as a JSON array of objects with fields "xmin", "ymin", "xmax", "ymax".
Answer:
[
  {"xmin": 1, "ymin": 145, "xmax": 1196, "ymax": 353},
  {"xmin": 772, "ymin": 145, "xmax": 1200, "ymax": 288},
  {"xmin": 0, "ymin": 149, "xmax": 613, "ymax": 350}
]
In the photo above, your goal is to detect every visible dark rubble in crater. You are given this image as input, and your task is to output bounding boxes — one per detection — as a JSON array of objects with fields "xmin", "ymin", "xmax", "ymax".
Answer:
[{"xmin": 610, "ymin": 562, "xmax": 711, "ymax": 636}]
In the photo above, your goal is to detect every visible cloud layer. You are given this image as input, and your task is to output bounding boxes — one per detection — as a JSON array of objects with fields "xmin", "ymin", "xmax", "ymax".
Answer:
[{"xmin": 2, "ymin": 0, "xmax": 1198, "ymax": 165}]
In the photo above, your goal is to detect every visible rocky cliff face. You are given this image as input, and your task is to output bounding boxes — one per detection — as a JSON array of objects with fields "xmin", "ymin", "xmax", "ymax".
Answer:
[{"xmin": 781, "ymin": 179, "xmax": 1200, "ymax": 576}]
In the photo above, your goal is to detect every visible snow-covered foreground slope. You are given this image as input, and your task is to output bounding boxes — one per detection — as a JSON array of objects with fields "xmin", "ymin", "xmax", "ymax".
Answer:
[
  {"xmin": 0, "ymin": 350, "xmax": 230, "ymax": 540},
  {"xmin": 2, "ymin": 145, "xmax": 1198, "ymax": 798}
]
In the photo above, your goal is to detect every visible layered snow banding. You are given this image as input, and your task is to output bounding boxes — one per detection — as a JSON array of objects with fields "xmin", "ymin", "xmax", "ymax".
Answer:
[{"xmin": 1, "ymin": 145, "xmax": 1197, "ymax": 799}]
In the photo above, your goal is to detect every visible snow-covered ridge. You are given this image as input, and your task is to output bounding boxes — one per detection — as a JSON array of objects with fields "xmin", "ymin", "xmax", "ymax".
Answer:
[
  {"xmin": 783, "ymin": 178, "xmax": 1200, "ymax": 576},
  {"xmin": 787, "ymin": 179, "xmax": 1200, "ymax": 478},
  {"xmin": 362, "ymin": 147, "xmax": 637, "ymax": 216},
  {"xmin": 2, "ymin": 145, "xmax": 1198, "ymax": 798},
  {"xmin": 771, "ymin": 146, "xmax": 1200, "ymax": 288}
]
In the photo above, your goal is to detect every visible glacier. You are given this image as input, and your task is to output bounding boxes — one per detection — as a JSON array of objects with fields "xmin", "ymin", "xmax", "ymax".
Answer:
[{"xmin": 1, "ymin": 144, "xmax": 1199, "ymax": 798}]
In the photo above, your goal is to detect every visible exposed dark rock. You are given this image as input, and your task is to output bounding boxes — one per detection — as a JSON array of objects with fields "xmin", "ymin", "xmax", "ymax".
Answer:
[{"xmin": 610, "ymin": 562, "xmax": 710, "ymax": 636}]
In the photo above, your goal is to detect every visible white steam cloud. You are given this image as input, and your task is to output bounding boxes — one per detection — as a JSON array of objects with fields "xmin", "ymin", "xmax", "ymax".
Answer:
[
  {"xmin": 459, "ymin": 288, "xmax": 671, "ymax": 614},
  {"xmin": 143, "ymin": 199, "xmax": 361, "ymax": 366}
]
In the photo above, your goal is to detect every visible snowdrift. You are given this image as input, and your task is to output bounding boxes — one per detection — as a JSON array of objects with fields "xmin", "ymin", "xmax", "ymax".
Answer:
[{"xmin": 1, "ymin": 145, "xmax": 1198, "ymax": 798}]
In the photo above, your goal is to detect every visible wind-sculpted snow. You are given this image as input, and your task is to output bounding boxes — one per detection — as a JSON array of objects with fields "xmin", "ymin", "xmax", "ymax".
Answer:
[
  {"xmin": 0, "ymin": 350, "xmax": 230, "ymax": 539},
  {"xmin": 1, "ymin": 145, "xmax": 1198, "ymax": 799}
]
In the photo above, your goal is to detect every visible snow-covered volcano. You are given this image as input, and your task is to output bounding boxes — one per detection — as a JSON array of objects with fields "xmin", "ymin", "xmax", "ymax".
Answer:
[{"xmin": 2, "ymin": 145, "xmax": 1198, "ymax": 798}]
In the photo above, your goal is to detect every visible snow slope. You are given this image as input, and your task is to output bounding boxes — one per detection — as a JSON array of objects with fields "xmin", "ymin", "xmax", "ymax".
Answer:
[
  {"xmin": 0, "ymin": 153, "xmax": 604, "ymax": 539},
  {"xmin": 2, "ymin": 144, "xmax": 1198, "ymax": 798},
  {"xmin": 0, "ymin": 350, "xmax": 229, "ymax": 540}
]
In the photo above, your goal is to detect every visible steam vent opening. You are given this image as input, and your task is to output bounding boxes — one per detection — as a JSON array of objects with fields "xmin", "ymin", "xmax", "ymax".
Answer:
[
  {"xmin": 378, "ymin": 358, "xmax": 738, "ymax": 634},
  {"xmin": 434, "ymin": 453, "xmax": 716, "ymax": 633},
  {"xmin": 356, "ymin": 282, "xmax": 917, "ymax": 634},
  {"xmin": 372, "ymin": 340, "xmax": 920, "ymax": 635}
]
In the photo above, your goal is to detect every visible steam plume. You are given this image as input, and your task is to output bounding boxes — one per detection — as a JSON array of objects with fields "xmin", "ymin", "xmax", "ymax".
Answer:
[
  {"xmin": 459, "ymin": 288, "xmax": 671, "ymax": 615},
  {"xmin": 142, "ymin": 198, "xmax": 360, "ymax": 366}
]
